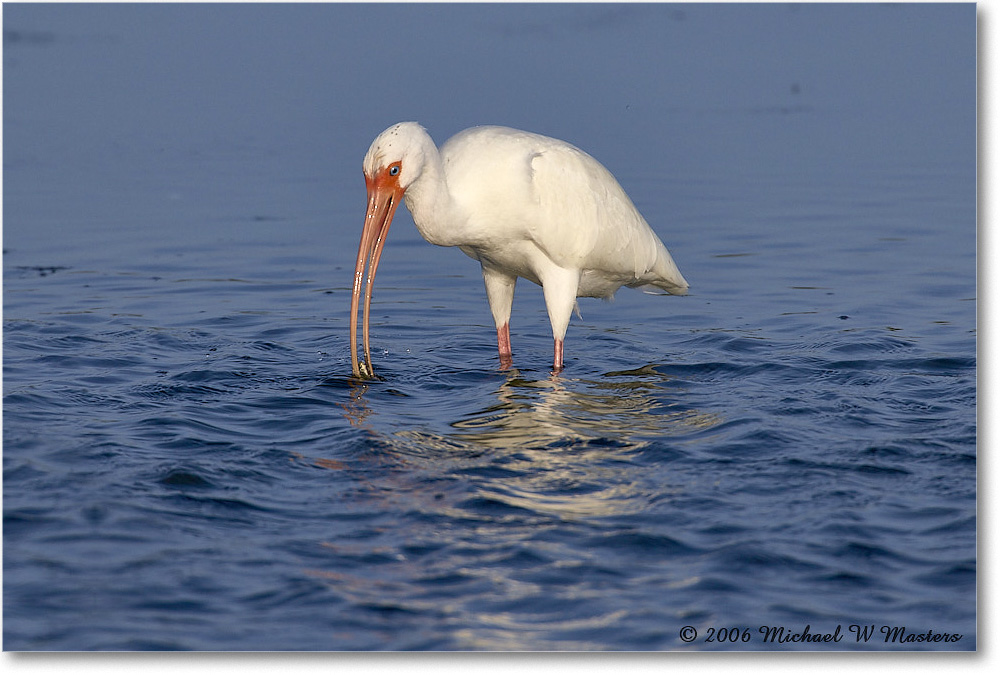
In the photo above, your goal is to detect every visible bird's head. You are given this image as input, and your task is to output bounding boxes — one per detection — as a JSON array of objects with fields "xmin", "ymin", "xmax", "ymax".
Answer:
[
  {"xmin": 362, "ymin": 121, "xmax": 428, "ymax": 192},
  {"xmin": 351, "ymin": 122, "xmax": 431, "ymax": 379}
]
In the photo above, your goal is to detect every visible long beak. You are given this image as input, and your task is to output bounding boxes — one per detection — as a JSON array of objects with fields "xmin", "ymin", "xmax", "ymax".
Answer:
[{"xmin": 350, "ymin": 171, "xmax": 404, "ymax": 379}]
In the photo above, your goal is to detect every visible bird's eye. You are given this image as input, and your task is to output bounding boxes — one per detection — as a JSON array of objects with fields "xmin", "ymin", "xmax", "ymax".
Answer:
[{"xmin": 388, "ymin": 164, "xmax": 401, "ymax": 176}]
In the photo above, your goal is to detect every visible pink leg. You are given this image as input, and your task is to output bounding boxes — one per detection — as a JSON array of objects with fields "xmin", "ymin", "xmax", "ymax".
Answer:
[
  {"xmin": 553, "ymin": 338, "xmax": 564, "ymax": 372},
  {"xmin": 497, "ymin": 322, "xmax": 512, "ymax": 370}
]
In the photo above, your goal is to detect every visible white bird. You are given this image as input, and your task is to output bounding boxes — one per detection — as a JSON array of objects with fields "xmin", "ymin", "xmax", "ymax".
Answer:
[{"xmin": 350, "ymin": 122, "xmax": 688, "ymax": 379}]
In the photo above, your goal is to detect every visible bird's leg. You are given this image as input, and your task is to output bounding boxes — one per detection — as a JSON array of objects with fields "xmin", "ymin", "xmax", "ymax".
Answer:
[
  {"xmin": 482, "ymin": 266, "xmax": 517, "ymax": 369},
  {"xmin": 553, "ymin": 338, "xmax": 564, "ymax": 372},
  {"xmin": 540, "ymin": 267, "xmax": 580, "ymax": 373},
  {"xmin": 497, "ymin": 322, "xmax": 513, "ymax": 370}
]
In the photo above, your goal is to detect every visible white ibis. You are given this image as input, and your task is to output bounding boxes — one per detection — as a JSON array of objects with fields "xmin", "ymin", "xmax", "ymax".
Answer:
[{"xmin": 350, "ymin": 122, "xmax": 688, "ymax": 379}]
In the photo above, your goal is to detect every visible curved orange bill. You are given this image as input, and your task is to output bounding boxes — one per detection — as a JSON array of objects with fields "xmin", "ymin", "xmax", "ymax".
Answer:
[{"xmin": 350, "ymin": 170, "xmax": 404, "ymax": 379}]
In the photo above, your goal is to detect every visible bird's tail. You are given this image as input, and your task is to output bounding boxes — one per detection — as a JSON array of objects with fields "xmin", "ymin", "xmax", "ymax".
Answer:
[
  {"xmin": 638, "ymin": 281, "xmax": 688, "ymax": 296},
  {"xmin": 640, "ymin": 240, "xmax": 689, "ymax": 295}
]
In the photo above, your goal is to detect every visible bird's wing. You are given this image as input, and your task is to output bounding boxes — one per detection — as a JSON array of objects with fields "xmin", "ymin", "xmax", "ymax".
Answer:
[{"xmin": 526, "ymin": 144, "xmax": 661, "ymax": 280}]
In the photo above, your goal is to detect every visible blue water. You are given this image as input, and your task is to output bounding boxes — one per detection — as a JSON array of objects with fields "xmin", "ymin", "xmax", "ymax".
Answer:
[{"xmin": 3, "ymin": 3, "xmax": 976, "ymax": 651}]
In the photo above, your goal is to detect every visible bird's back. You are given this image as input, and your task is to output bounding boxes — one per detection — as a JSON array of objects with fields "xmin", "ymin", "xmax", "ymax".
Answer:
[{"xmin": 441, "ymin": 126, "xmax": 688, "ymax": 297}]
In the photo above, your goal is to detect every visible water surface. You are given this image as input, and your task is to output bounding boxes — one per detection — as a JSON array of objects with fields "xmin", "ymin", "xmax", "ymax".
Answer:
[{"xmin": 3, "ymin": 3, "xmax": 976, "ymax": 650}]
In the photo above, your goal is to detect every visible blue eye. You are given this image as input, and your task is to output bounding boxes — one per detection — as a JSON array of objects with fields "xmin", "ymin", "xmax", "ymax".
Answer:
[{"xmin": 389, "ymin": 165, "xmax": 400, "ymax": 176}]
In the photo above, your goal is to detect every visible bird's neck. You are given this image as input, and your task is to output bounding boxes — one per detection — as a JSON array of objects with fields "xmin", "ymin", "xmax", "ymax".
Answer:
[{"xmin": 403, "ymin": 149, "xmax": 468, "ymax": 248}]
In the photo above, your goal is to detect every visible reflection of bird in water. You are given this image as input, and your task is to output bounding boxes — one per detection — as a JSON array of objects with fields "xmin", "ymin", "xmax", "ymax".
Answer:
[
  {"xmin": 447, "ymin": 367, "xmax": 717, "ymax": 452},
  {"xmin": 327, "ymin": 365, "xmax": 720, "ymax": 519},
  {"xmin": 399, "ymin": 367, "xmax": 720, "ymax": 518},
  {"xmin": 340, "ymin": 379, "xmax": 374, "ymax": 427},
  {"xmin": 351, "ymin": 123, "xmax": 688, "ymax": 379}
]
